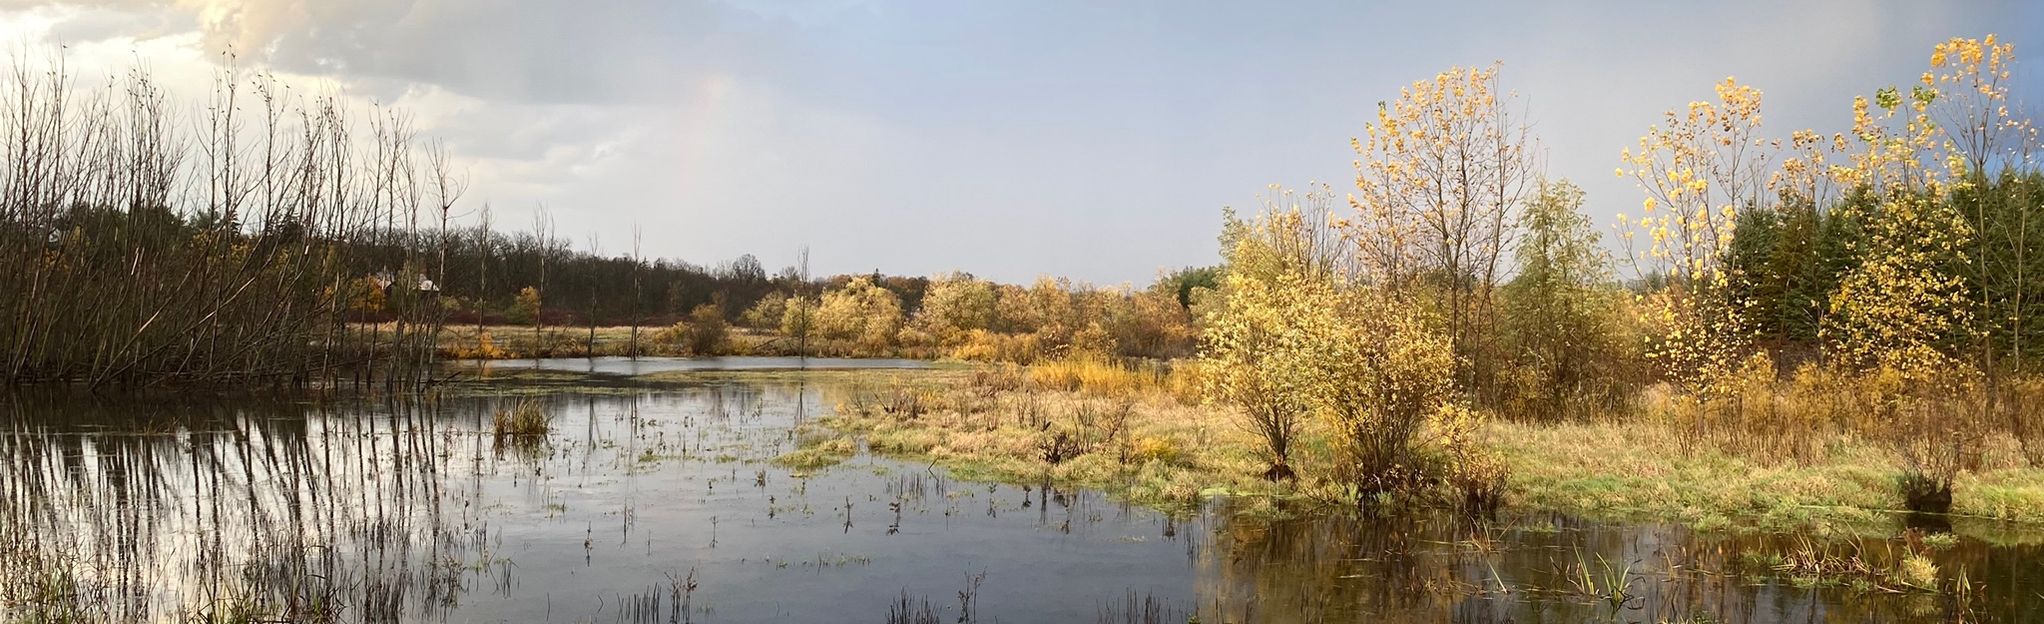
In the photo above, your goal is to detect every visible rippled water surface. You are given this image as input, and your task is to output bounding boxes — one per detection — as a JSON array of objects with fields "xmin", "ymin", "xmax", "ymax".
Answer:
[
  {"xmin": 451, "ymin": 356, "xmax": 932, "ymax": 376},
  {"xmin": 2, "ymin": 372, "xmax": 2039, "ymax": 623}
]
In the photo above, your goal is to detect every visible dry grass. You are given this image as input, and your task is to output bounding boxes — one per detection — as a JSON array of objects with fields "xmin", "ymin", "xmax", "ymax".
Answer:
[
  {"xmin": 490, "ymin": 399, "xmax": 551, "ymax": 437},
  {"xmin": 1023, "ymin": 356, "xmax": 1202, "ymax": 403},
  {"xmin": 772, "ymin": 434, "xmax": 857, "ymax": 470},
  {"xmin": 432, "ymin": 324, "xmax": 782, "ymax": 359},
  {"xmin": 805, "ymin": 366, "xmax": 2044, "ymax": 533},
  {"xmin": 1486, "ymin": 417, "xmax": 2044, "ymax": 531},
  {"xmin": 820, "ymin": 369, "xmax": 1289, "ymax": 514},
  {"xmin": 943, "ymin": 329, "xmax": 1044, "ymax": 364}
]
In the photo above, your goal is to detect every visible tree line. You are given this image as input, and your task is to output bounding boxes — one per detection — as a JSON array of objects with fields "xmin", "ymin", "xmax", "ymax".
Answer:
[{"xmin": 1200, "ymin": 36, "xmax": 2044, "ymax": 510}]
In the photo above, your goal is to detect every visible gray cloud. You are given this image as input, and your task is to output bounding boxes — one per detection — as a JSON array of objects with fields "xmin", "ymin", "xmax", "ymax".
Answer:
[
  {"xmin": 0, "ymin": 0, "xmax": 2038, "ymax": 283},
  {"xmin": 195, "ymin": 0, "xmax": 809, "ymax": 105}
]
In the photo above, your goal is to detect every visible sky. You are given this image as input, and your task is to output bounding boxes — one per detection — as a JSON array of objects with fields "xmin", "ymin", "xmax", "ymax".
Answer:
[{"xmin": 1, "ymin": 0, "xmax": 2039, "ymax": 285}]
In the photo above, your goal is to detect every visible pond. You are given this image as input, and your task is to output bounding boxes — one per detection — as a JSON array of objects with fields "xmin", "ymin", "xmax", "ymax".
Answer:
[
  {"xmin": 449, "ymin": 356, "xmax": 933, "ymax": 377},
  {"xmin": 1, "ymin": 374, "xmax": 2039, "ymax": 623}
]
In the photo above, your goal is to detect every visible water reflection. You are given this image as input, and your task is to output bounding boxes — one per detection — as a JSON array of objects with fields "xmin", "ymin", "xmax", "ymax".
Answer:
[
  {"xmin": 1, "ymin": 381, "xmax": 2038, "ymax": 623},
  {"xmin": 453, "ymin": 356, "xmax": 932, "ymax": 377}
]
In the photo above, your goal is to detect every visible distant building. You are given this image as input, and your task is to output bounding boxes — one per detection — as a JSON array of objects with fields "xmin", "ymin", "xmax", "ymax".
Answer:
[{"xmin": 371, "ymin": 271, "xmax": 441, "ymax": 297}]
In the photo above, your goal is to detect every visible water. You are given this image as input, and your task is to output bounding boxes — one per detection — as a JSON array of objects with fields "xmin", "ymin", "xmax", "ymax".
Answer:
[
  {"xmin": 451, "ymin": 356, "xmax": 933, "ymax": 377},
  {"xmin": 2, "ymin": 375, "xmax": 2039, "ymax": 623}
]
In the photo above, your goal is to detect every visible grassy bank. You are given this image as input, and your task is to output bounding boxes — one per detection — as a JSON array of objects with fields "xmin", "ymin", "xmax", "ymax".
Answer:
[
  {"xmin": 1487, "ymin": 421, "xmax": 2044, "ymax": 533},
  {"xmin": 784, "ymin": 366, "xmax": 2044, "ymax": 537}
]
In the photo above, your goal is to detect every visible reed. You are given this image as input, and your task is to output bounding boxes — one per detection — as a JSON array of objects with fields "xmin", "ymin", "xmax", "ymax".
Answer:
[{"xmin": 491, "ymin": 398, "xmax": 550, "ymax": 436}]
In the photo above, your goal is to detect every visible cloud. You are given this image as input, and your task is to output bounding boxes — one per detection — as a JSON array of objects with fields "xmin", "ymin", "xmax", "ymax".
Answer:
[
  {"xmin": 3, "ymin": 0, "xmax": 827, "ymax": 105},
  {"xmin": 0, "ymin": 0, "xmax": 2036, "ymax": 283},
  {"xmin": 179, "ymin": 0, "xmax": 817, "ymax": 106}
]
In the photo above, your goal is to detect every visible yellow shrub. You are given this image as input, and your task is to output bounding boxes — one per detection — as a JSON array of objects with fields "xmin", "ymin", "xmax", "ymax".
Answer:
[{"xmin": 447, "ymin": 327, "xmax": 508, "ymax": 359}]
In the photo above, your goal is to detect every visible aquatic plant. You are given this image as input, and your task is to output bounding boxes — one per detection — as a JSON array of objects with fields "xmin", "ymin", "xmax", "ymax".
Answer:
[
  {"xmin": 1562, "ymin": 549, "xmax": 1640, "ymax": 608},
  {"xmin": 491, "ymin": 398, "xmax": 551, "ymax": 437}
]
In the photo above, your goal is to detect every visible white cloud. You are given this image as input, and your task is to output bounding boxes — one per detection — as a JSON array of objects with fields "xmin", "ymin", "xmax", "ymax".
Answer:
[{"xmin": 0, "ymin": 0, "xmax": 2035, "ymax": 282}]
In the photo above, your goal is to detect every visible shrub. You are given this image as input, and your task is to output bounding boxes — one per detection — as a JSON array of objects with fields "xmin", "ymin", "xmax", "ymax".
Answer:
[
  {"xmin": 1308, "ymin": 291, "xmax": 1465, "ymax": 499},
  {"xmin": 1130, "ymin": 436, "xmax": 1181, "ymax": 464},
  {"xmin": 739, "ymin": 292, "xmax": 788, "ymax": 330},
  {"xmin": 815, "ymin": 276, "xmax": 903, "ymax": 354},
  {"xmin": 911, "ymin": 273, "xmax": 997, "ymax": 345},
  {"xmin": 684, "ymin": 303, "xmax": 729, "ymax": 355},
  {"xmin": 509, "ymin": 286, "xmax": 541, "ymax": 325}
]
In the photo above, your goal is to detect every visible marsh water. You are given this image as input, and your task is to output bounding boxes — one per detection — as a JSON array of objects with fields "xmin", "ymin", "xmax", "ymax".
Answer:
[
  {"xmin": 450, "ymin": 356, "xmax": 935, "ymax": 377},
  {"xmin": 3, "ymin": 360, "xmax": 2041, "ymax": 623}
]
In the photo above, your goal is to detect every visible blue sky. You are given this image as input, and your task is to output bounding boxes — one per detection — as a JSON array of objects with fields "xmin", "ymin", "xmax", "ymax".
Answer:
[{"xmin": 3, "ymin": 0, "xmax": 2040, "ymax": 284}]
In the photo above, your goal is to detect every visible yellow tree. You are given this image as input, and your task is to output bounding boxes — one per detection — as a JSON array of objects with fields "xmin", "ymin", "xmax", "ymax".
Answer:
[
  {"xmin": 1202, "ymin": 185, "xmax": 1348, "ymax": 480},
  {"xmin": 1925, "ymin": 36, "xmax": 2036, "ymax": 373},
  {"xmin": 815, "ymin": 276, "xmax": 903, "ymax": 353},
  {"xmin": 510, "ymin": 286, "xmax": 540, "ymax": 324},
  {"xmin": 1929, "ymin": 35, "xmax": 2028, "ymax": 181},
  {"xmin": 1823, "ymin": 36, "xmax": 2015, "ymax": 382},
  {"xmin": 1819, "ymin": 36, "xmax": 2034, "ymax": 491},
  {"xmin": 1824, "ymin": 193, "xmax": 1971, "ymax": 380},
  {"xmin": 912, "ymin": 272, "xmax": 998, "ymax": 346},
  {"xmin": 1201, "ymin": 265, "xmax": 1328, "ymax": 481},
  {"xmin": 1347, "ymin": 63, "xmax": 1535, "ymax": 388},
  {"xmin": 1616, "ymin": 77, "xmax": 1772, "ymax": 396}
]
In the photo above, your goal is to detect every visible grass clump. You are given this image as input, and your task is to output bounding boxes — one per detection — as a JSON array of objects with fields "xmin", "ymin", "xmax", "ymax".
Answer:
[
  {"xmin": 491, "ymin": 399, "xmax": 551, "ymax": 437},
  {"xmin": 1027, "ymin": 356, "xmax": 1175, "ymax": 397},
  {"xmin": 773, "ymin": 436, "xmax": 857, "ymax": 470},
  {"xmin": 821, "ymin": 369, "xmax": 1278, "ymax": 514},
  {"xmin": 1737, "ymin": 533, "xmax": 1950, "ymax": 593}
]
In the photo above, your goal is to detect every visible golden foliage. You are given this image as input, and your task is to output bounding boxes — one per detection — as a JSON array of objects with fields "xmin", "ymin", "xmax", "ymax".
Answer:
[
  {"xmin": 510, "ymin": 286, "xmax": 541, "ymax": 323},
  {"xmin": 1617, "ymin": 77, "xmax": 1769, "ymax": 288},
  {"xmin": 1824, "ymin": 193, "xmax": 1973, "ymax": 381},
  {"xmin": 1203, "ymin": 190, "xmax": 1473, "ymax": 491},
  {"xmin": 1201, "ymin": 202, "xmax": 1340, "ymax": 476},
  {"xmin": 1347, "ymin": 63, "xmax": 1533, "ymax": 377},
  {"xmin": 815, "ymin": 276, "xmax": 904, "ymax": 352},
  {"xmin": 1615, "ymin": 78, "xmax": 1776, "ymax": 400},
  {"xmin": 947, "ymin": 329, "xmax": 1043, "ymax": 364},
  {"xmin": 913, "ymin": 272, "xmax": 999, "ymax": 346}
]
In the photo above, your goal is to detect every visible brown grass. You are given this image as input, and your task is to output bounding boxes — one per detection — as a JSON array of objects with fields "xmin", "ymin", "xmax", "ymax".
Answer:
[{"xmin": 491, "ymin": 399, "xmax": 551, "ymax": 436}]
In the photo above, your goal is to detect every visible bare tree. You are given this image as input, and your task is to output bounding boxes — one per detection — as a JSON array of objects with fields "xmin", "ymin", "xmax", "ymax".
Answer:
[{"xmin": 631, "ymin": 224, "xmax": 643, "ymax": 358}]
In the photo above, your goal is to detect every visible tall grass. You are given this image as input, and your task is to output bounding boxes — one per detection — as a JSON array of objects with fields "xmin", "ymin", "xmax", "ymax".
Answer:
[
  {"xmin": 1027, "ymin": 356, "xmax": 1193, "ymax": 401},
  {"xmin": 1645, "ymin": 359, "xmax": 2044, "ymax": 513},
  {"xmin": 491, "ymin": 399, "xmax": 550, "ymax": 437}
]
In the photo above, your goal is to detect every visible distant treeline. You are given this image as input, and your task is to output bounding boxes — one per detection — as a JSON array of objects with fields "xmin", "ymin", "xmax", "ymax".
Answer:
[
  {"xmin": 0, "ymin": 52, "xmax": 1213, "ymax": 386},
  {"xmin": 348, "ymin": 227, "xmax": 789, "ymax": 328}
]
